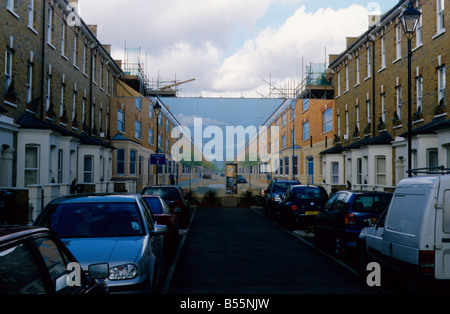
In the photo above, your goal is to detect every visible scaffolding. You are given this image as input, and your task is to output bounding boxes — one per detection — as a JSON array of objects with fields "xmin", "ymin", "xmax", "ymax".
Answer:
[
  {"xmin": 260, "ymin": 62, "xmax": 333, "ymax": 99},
  {"xmin": 121, "ymin": 45, "xmax": 195, "ymax": 97}
]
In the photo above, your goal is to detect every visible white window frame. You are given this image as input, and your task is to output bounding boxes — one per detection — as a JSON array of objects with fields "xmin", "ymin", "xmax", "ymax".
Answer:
[
  {"xmin": 380, "ymin": 36, "xmax": 386, "ymax": 69},
  {"xmin": 26, "ymin": 61, "xmax": 33, "ymax": 104},
  {"xmin": 5, "ymin": 49, "xmax": 12, "ymax": 95},
  {"xmin": 117, "ymin": 109, "xmax": 124, "ymax": 132},
  {"xmin": 375, "ymin": 156, "xmax": 386, "ymax": 186},
  {"xmin": 395, "ymin": 24, "xmax": 402, "ymax": 61},
  {"xmin": 438, "ymin": 66, "xmax": 446, "ymax": 106},
  {"xmin": 135, "ymin": 120, "xmax": 142, "ymax": 140},
  {"xmin": 416, "ymin": 76, "xmax": 423, "ymax": 111},
  {"xmin": 303, "ymin": 121, "xmax": 309, "ymax": 141},
  {"xmin": 323, "ymin": 108, "xmax": 333, "ymax": 133},
  {"xmin": 331, "ymin": 162, "xmax": 339, "ymax": 185},
  {"xmin": 355, "ymin": 56, "xmax": 360, "ymax": 85},
  {"xmin": 24, "ymin": 145, "xmax": 39, "ymax": 186},
  {"xmin": 83, "ymin": 155, "xmax": 94, "ymax": 183},
  {"xmin": 396, "ymin": 85, "xmax": 402, "ymax": 119},
  {"xmin": 437, "ymin": 0, "xmax": 445, "ymax": 34},
  {"xmin": 47, "ymin": 6, "xmax": 53, "ymax": 46}
]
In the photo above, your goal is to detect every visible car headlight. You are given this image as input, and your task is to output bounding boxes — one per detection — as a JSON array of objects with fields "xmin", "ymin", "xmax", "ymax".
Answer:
[{"xmin": 108, "ymin": 264, "xmax": 138, "ymax": 280}]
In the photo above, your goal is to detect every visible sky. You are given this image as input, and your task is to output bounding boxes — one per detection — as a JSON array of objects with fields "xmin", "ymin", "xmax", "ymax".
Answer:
[{"xmin": 77, "ymin": 0, "xmax": 399, "ymax": 98}]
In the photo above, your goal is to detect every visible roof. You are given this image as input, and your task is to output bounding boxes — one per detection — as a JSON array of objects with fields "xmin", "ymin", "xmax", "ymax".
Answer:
[
  {"xmin": 17, "ymin": 113, "xmax": 115, "ymax": 149},
  {"xmin": 0, "ymin": 225, "xmax": 49, "ymax": 244},
  {"xmin": 343, "ymin": 132, "xmax": 393, "ymax": 150},
  {"xmin": 48, "ymin": 193, "xmax": 139, "ymax": 205},
  {"xmin": 320, "ymin": 144, "xmax": 344, "ymax": 155},
  {"xmin": 400, "ymin": 117, "xmax": 450, "ymax": 137}
]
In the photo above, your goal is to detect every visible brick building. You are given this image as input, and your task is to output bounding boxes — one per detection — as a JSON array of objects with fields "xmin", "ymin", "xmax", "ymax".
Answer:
[
  {"xmin": 328, "ymin": 0, "xmax": 449, "ymax": 189},
  {"xmin": 0, "ymin": 0, "xmax": 122, "ymax": 220}
]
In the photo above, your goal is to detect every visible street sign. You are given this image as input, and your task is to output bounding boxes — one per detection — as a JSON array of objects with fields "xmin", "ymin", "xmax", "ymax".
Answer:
[{"xmin": 150, "ymin": 154, "xmax": 166, "ymax": 165}]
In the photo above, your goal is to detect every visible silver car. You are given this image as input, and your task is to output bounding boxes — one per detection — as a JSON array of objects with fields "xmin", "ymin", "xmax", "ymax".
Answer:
[{"xmin": 34, "ymin": 194, "xmax": 167, "ymax": 293}]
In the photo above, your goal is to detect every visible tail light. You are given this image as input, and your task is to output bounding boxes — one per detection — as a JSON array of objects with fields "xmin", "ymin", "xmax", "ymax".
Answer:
[
  {"xmin": 344, "ymin": 213, "xmax": 356, "ymax": 225},
  {"xmin": 290, "ymin": 204, "xmax": 298, "ymax": 211},
  {"xmin": 418, "ymin": 250, "xmax": 435, "ymax": 273}
]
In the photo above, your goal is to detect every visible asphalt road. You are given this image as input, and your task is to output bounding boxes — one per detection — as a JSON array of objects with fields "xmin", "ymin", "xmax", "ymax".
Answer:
[{"xmin": 165, "ymin": 207, "xmax": 380, "ymax": 294}]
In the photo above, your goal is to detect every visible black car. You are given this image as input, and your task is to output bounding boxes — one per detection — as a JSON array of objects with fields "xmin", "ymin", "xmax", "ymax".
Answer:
[
  {"xmin": 263, "ymin": 179, "xmax": 300, "ymax": 218},
  {"xmin": 313, "ymin": 190, "xmax": 392, "ymax": 257},
  {"xmin": 237, "ymin": 175, "xmax": 247, "ymax": 183},
  {"xmin": 277, "ymin": 185, "xmax": 329, "ymax": 230},
  {"xmin": 141, "ymin": 185, "xmax": 191, "ymax": 228},
  {"xmin": 0, "ymin": 225, "xmax": 109, "ymax": 294}
]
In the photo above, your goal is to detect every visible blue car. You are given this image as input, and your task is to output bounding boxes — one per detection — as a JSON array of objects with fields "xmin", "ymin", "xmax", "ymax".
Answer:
[
  {"xmin": 313, "ymin": 191, "xmax": 392, "ymax": 257},
  {"xmin": 34, "ymin": 194, "xmax": 167, "ymax": 293}
]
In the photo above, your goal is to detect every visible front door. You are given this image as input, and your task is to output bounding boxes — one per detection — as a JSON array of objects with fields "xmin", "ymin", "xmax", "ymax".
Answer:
[{"xmin": 307, "ymin": 156, "xmax": 314, "ymax": 184}]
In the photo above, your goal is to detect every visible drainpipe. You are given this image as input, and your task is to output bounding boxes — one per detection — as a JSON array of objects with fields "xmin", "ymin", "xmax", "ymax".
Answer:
[{"xmin": 40, "ymin": 0, "xmax": 47, "ymax": 120}]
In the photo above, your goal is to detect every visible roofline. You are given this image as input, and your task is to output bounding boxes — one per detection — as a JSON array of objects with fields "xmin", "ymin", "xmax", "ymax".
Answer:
[{"xmin": 329, "ymin": 0, "xmax": 408, "ymax": 69}]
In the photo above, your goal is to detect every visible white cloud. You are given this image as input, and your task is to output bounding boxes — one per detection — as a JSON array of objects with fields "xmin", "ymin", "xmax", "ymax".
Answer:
[{"xmin": 78, "ymin": 1, "xmax": 370, "ymax": 97}]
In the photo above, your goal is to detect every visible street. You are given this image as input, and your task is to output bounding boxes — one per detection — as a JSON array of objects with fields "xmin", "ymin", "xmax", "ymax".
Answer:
[{"xmin": 164, "ymin": 205, "xmax": 380, "ymax": 294}]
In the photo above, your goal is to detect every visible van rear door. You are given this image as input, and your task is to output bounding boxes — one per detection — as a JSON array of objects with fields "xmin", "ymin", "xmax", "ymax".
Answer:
[{"xmin": 435, "ymin": 189, "xmax": 450, "ymax": 279}]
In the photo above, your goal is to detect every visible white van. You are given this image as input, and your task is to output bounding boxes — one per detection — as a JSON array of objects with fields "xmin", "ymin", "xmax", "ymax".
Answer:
[{"xmin": 359, "ymin": 173, "xmax": 450, "ymax": 290}]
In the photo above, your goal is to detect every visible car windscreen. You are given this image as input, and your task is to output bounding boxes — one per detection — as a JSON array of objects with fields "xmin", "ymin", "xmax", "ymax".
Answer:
[
  {"xmin": 352, "ymin": 195, "xmax": 392, "ymax": 213},
  {"xmin": 272, "ymin": 182, "xmax": 297, "ymax": 194},
  {"xmin": 143, "ymin": 197, "xmax": 164, "ymax": 214},
  {"xmin": 293, "ymin": 187, "xmax": 326, "ymax": 203},
  {"xmin": 46, "ymin": 202, "xmax": 144, "ymax": 238},
  {"xmin": 143, "ymin": 187, "xmax": 180, "ymax": 200}
]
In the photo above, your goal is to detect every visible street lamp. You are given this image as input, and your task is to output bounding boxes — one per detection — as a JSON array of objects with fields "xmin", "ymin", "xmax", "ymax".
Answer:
[
  {"xmin": 400, "ymin": 1, "xmax": 421, "ymax": 177},
  {"xmin": 154, "ymin": 101, "xmax": 162, "ymax": 185}
]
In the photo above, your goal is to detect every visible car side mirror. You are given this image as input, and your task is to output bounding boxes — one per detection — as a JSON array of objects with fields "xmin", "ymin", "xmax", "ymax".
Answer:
[
  {"xmin": 88, "ymin": 263, "xmax": 109, "ymax": 279},
  {"xmin": 151, "ymin": 224, "xmax": 168, "ymax": 236}
]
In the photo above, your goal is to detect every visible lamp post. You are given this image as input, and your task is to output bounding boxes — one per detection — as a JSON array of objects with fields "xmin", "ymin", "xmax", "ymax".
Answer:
[
  {"xmin": 400, "ymin": 1, "xmax": 421, "ymax": 177},
  {"xmin": 154, "ymin": 101, "xmax": 162, "ymax": 185}
]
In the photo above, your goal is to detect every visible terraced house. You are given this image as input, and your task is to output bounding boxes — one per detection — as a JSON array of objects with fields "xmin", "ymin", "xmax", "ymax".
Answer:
[
  {"xmin": 328, "ymin": 0, "xmax": 449, "ymax": 190},
  {"xmin": 0, "ymin": 0, "xmax": 123, "ymax": 221}
]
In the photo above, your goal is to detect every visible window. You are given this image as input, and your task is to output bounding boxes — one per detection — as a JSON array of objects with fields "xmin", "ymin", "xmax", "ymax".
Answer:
[
  {"xmin": 72, "ymin": 90, "xmax": 76, "ymax": 122},
  {"xmin": 323, "ymin": 108, "xmax": 332, "ymax": 133},
  {"xmin": 337, "ymin": 71, "xmax": 341, "ymax": 96},
  {"xmin": 284, "ymin": 157, "xmax": 289, "ymax": 175},
  {"xmin": 45, "ymin": 74, "xmax": 51, "ymax": 112},
  {"xmin": 395, "ymin": 24, "xmax": 402, "ymax": 60},
  {"xmin": 5, "ymin": 49, "xmax": 12, "ymax": 96},
  {"xmin": 60, "ymin": 83, "xmax": 64, "ymax": 118},
  {"xmin": 356, "ymin": 103, "xmax": 360, "ymax": 132},
  {"xmin": 61, "ymin": 19, "xmax": 66, "ymax": 56},
  {"xmin": 148, "ymin": 128, "xmax": 154, "ymax": 145},
  {"xmin": 82, "ymin": 44, "xmax": 87, "ymax": 74},
  {"xmin": 303, "ymin": 98, "xmax": 309, "ymax": 111},
  {"xmin": 381, "ymin": 92, "xmax": 386, "ymax": 123},
  {"xmin": 7, "ymin": 0, "xmax": 15, "ymax": 12},
  {"xmin": 416, "ymin": 6, "xmax": 422, "ymax": 47},
  {"xmin": 366, "ymin": 99, "xmax": 371, "ymax": 125},
  {"xmin": 366, "ymin": 47, "xmax": 371, "ymax": 78},
  {"xmin": 303, "ymin": 121, "xmax": 309, "ymax": 141},
  {"xmin": 375, "ymin": 156, "xmax": 386, "ymax": 186},
  {"xmin": 427, "ymin": 148, "xmax": 439, "ymax": 168},
  {"xmin": 438, "ymin": 66, "xmax": 446, "ymax": 106},
  {"xmin": 81, "ymin": 94, "xmax": 85, "ymax": 124},
  {"xmin": 292, "ymin": 156, "xmax": 298, "ymax": 175},
  {"xmin": 282, "ymin": 135, "xmax": 286, "ymax": 149},
  {"xmin": 437, "ymin": 0, "xmax": 445, "ymax": 33},
  {"xmin": 25, "ymin": 145, "xmax": 39, "ymax": 186},
  {"xmin": 380, "ymin": 36, "xmax": 386, "ymax": 69},
  {"xmin": 73, "ymin": 35, "xmax": 78, "ymax": 67},
  {"xmin": 117, "ymin": 109, "xmax": 124, "ymax": 132},
  {"xmin": 416, "ymin": 76, "xmax": 423, "ymax": 112},
  {"xmin": 396, "ymin": 85, "xmax": 402, "ymax": 119},
  {"xmin": 135, "ymin": 97, "xmax": 141, "ymax": 110},
  {"xmin": 83, "ymin": 156, "xmax": 93, "ymax": 183},
  {"xmin": 47, "ymin": 6, "xmax": 53, "ymax": 46},
  {"xmin": 0, "ymin": 242, "xmax": 45, "ymax": 294},
  {"xmin": 279, "ymin": 158, "xmax": 283, "ymax": 175},
  {"xmin": 345, "ymin": 107, "xmax": 349, "ymax": 137},
  {"xmin": 357, "ymin": 158, "xmax": 362, "ymax": 185},
  {"xmin": 92, "ymin": 55, "xmax": 96, "ymax": 83},
  {"xmin": 57, "ymin": 149, "xmax": 63, "ymax": 183},
  {"xmin": 282, "ymin": 113, "xmax": 286, "ymax": 127},
  {"xmin": 331, "ymin": 162, "xmax": 339, "ymax": 184},
  {"xmin": 26, "ymin": 61, "xmax": 33, "ymax": 104},
  {"xmin": 28, "ymin": 0, "xmax": 36, "ymax": 30},
  {"xmin": 35, "ymin": 237, "xmax": 80, "ymax": 294},
  {"xmin": 135, "ymin": 120, "xmax": 141, "ymax": 140},
  {"xmin": 345, "ymin": 64, "xmax": 349, "ymax": 91},
  {"xmin": 355, "ymin": 56, "xmax": 360, "ymax": 85},
  {"xmin": 117, "ymin": 149, "xmax": 125, "ymax": 175},
  {"xmin": 130, "ymin": 150, "xmax": 136, "ymax": 175}
]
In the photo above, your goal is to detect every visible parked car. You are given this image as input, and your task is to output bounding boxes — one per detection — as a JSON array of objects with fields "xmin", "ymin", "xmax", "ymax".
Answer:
[
  {"xmin": 314, "ymin": 190, "xmax": 392, "ymax": 257},
  {"xmin": 237, "ymin": 175, "xmax": 247, "ymax": 183},
  {"xmin": 34, "ymin": 193, "xmax": 167, "ymax": 293},
  {"xmin": 141, "ymin": 185, "xmax": 191, "ymax": 229},
  {"xmin": 277, "ymin": 185, "xmax": 329, "ymax": 230},
  {"xmin": 142, "ymin": 195, "xmax": 179, "ymax": 259},
  {"xmin": 202, "ymin": 173, "xmax": 211, "ymax": 179},
  {"xmin": 0, "ymin": 225, "xmax": 109, "ymax": 294},
  {"xmin": 263, "ymin": 179, "xmax": 301, "ymax": 218},
  {"xmin": 359, "ymin": 174, "xmax": 450, "ymax": 291}
]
